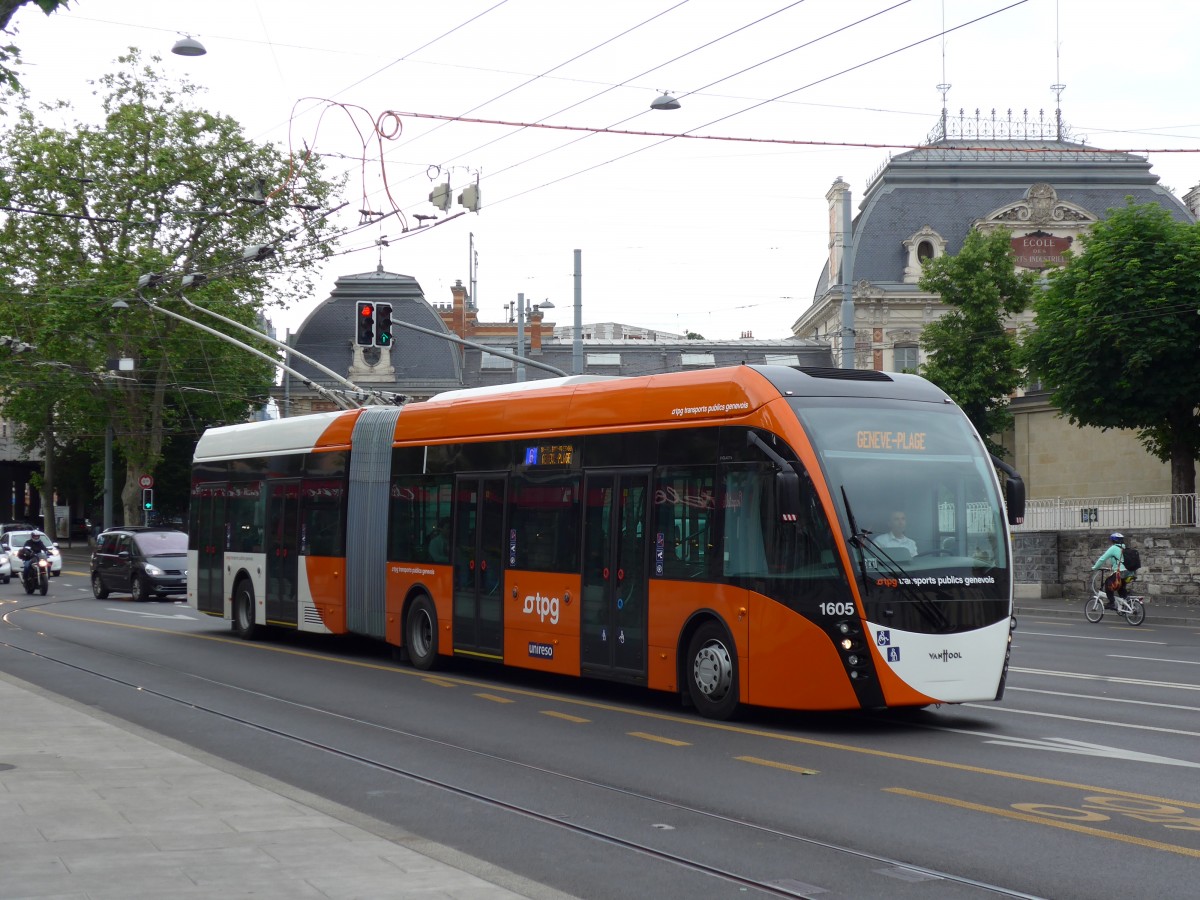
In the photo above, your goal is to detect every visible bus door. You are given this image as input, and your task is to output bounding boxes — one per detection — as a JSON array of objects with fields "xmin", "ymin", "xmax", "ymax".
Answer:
[
  {"xmin": 194, "ymin": 484, "xmax": 226, "ymax": 614},
  {"xmin": 452, "ymin": 476, "xmax": 506, "ymax": 659},
  {"xmin": 581, "ymin": 471, "xmax": 650, "ymax": 678},
  {"xmin": 265, "ymin": 480, "xmax": 300, "ymax": 625}
]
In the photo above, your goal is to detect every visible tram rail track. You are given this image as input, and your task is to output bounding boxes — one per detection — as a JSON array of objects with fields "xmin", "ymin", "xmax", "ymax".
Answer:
[{"xmin": 1, "ymin": 596, "xmax": 1044, "ymax": 899}]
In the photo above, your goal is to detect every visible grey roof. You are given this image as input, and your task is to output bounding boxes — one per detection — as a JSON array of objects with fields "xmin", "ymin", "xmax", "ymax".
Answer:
[
  {"xmin": 461, "ymin": 339, "xmax": 832, "ymax": 388},
  {"xmin": 274, "ymin": 272, "xmax": 832, "ymax": 407},
  {"xmin": 813, "ymin": 139, "xmax": 1194, "ymax": 299},
  {"xmin": 281, "ymin": 268, "xmax": 463, "ymax": 395}
]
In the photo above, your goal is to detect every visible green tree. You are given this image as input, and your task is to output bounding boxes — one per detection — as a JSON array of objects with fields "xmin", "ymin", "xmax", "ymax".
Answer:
[
  {"xmin": 917, "ymin": 227, "xmax": 1036, "ymax": 456},
  {"xmin": 0, "ymin": 51, "xmax": 342, "ymax": 527},
  {"xmin": 1, "ymin": 0, "xmax": 70, "ymax": 94},
  {"xmin": 1022, "ymin": 200, "xmax": 1200, "ymax": 501}
]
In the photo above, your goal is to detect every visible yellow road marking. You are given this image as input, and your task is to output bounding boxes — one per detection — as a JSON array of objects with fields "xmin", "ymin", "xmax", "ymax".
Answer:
[
  {"xmin": 737, "ymin": 755, "xmax": 818, "ymax": 775},
  {"xmin": 422, "ymin": 676, "xmax": 456, "ymax": 687},
  {"xmin": 476, "ymin": 692, "xmax": 514, "ymax": 703},
  {"xmin": 19, "ymin": 607, "xmax": 1200, "ymax": 814},
  {"xmin": 886, "ymin": 787, "xmax": 1200, "ymax": 859},
  {"xmin": 542, "ymin": 710, "xmax": 590, "ymax": 723},
  {"xmin": 629, "ymin": 731, "xmax": 690, "ymax": 747}
]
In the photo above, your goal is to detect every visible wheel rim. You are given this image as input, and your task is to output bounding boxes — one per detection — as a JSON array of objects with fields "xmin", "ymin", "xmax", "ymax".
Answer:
[
  {"xmin": 693, "ymin": 639, "xmax": 733, "ymax": 701},
  {"xmin": 131, "ymin": 578, "xmax": 142, "ymax": 601},
  {"xmin": 410, "ymin": 609, "xmax": 433, "ymax": 658},
  {"xmin": 236, "ymin": 593, "xmax": 251, "ymax": 630}
]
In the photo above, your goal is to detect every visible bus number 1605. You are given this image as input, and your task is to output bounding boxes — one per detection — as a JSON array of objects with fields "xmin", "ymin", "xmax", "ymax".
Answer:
[{"xmin": 820, "ymin": 602, "xmax": 856, "ymax": 617}]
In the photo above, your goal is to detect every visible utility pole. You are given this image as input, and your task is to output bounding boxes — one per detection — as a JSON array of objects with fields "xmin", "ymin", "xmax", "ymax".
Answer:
[
  {"xmin": 516, "ymin": 292, "xmax": 526, "ymax": 382},
  {"xmin": 573, "ymin": 250, "xmax": 583, "ymax": 375}
]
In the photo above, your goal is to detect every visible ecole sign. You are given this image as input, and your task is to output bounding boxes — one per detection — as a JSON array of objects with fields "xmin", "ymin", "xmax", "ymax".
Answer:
[{"xmin": 1011, "ymin": 230, "xmax": 1073, "ymax": 269}]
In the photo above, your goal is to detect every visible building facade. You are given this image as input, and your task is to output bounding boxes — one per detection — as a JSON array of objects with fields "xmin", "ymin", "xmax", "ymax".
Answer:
[{"xmin": 791, "ymin": 113, "xmax": 1196, "ymax": 500}]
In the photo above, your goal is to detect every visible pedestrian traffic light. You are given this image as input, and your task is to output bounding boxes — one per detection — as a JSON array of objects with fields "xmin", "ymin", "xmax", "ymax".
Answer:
[
  {"xmin": 142, "ymin": 488, "xmax": 154, "ymax": 511},
  {"xmin": 375, "ymin": 303, "xmax": 393, "ymax": 347},
  {"xmin": 356, "ymin": 301, "xmax": 375, "ymax": 345}
]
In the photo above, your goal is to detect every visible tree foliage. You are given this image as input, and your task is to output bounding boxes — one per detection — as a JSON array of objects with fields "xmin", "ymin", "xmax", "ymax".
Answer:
[
  {"xmin": 917, "ymin": 227, "xmax": 1036, "ymax": 457},
  {"xmin": 0, "ymin": 0, "xmax": 70, "ymax": 95},
  {"xmin": 0, "ymin": 51, "xmax": 342, "ymax": 526},
  {"xmin": 1022, "ymin": 200, "xmax": 1200, "ymax": 496}
]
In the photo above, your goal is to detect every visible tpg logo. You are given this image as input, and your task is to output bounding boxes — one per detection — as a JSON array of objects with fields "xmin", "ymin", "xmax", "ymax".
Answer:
[{"xmin": 522, "ymin": 592, "xmax": 560, "ymax": 625}]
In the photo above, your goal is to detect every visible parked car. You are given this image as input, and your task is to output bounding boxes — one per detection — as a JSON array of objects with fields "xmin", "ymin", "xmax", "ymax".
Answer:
[
  {"xmin": 91, "ymin": 528, "xmax": 188, "ymax": 602},
  {"xmin": 0, "ymin": 551, "xmax": 9, "ymax": 584},
  {"xmin": 0, "ymin": 530, "xmax": 63, "ymax": 576}
]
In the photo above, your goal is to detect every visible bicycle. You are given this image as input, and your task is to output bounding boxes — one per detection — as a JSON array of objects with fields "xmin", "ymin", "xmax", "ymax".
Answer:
[{"xmin": 1085, "ymin": 567, "xmax": 1147, "ymax": 626}]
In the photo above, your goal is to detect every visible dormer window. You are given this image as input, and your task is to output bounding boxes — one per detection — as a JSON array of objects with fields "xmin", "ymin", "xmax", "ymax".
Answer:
[{"xmin": 903, "ymin": 226, "xmax": 947, "ymax": 283}]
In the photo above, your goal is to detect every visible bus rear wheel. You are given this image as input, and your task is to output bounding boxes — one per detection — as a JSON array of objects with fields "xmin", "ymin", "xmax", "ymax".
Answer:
[
  {"xmin": 406, "ymin": 595, "xmax": 439, "ymax": 670},
  {"xmin": 686, "ymin": 620, "xmax": 739, "ymax": 720},
  {"xmin": 233, "ymin": 580, "xmax": 260, "ymax": 640}
]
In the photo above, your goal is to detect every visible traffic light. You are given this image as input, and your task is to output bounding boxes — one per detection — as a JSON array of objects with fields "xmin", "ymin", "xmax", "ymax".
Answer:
[
  {"xmin": 142, "ymin": 488, "xmax": 154, "ymax": 511},
  {"xmin": 429, "ymin": 182, "xmax": 451, "ymax": 211},
  {"xmin": 375, "ymin": 303, "xmax": 393, "ymax": 347},
  {"xmin": 457, "ymin": 183, "xmax": 481, "ymax": 212},
  {"xmin": 356, "ymin": 301, "xmax": 375, "ymax": 346}
]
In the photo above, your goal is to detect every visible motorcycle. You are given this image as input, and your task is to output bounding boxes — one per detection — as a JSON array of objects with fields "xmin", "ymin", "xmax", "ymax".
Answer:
[{"xmin": 20, "ymin": 548, "xmax": 50, "ymax": 596}]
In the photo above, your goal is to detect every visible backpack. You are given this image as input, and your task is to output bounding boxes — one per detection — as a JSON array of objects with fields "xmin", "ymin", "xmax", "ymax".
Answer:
[{"xmin": 1122, "ymin": 546, "xmax": 1141, "ymax": 572}]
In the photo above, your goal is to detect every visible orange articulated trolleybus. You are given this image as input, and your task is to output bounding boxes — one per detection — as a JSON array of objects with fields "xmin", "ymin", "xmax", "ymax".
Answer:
[{"xmin": 188, "ymin": 365, "xmax": 1025, "ymax": 719}]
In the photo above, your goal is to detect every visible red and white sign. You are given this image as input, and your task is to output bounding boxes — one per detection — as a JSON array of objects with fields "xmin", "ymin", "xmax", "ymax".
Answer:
[{"xmin": 138, "ymin": 474, "xmax": 154, "ymax": 489}]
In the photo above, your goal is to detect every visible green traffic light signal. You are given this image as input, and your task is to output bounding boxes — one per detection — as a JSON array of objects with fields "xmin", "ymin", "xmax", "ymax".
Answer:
[
  {"xmin": 142, "ymin": 488, "xmax": 154, "ymax": 510},
  {"xmin": 375, "ymin": 303, "xmax": 393, "ymax": 346}
]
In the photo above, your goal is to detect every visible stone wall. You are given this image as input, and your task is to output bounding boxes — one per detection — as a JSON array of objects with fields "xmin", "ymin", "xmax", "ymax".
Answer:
[{"xmin": 1014, "ymin": 529, "xmax": 1200, "ymax": 607}]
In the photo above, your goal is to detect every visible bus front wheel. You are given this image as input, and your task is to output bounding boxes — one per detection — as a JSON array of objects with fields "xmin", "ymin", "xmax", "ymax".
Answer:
[
  {"xmin": 686, "ymin": 620, "xmax": 739, "ymax": 720},
  {"xmin": 406, "ymin": 595, "xmax": 439, "ymax": 670},
  {"xmin": 233, "ymin": 580, "xmax": 260, "ymax": 640}
]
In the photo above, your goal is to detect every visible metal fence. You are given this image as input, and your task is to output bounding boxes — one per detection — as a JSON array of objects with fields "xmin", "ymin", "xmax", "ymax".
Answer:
[{"xmin": 1012, "ymin": 494, "xmax": 1199, "ymax": 531}]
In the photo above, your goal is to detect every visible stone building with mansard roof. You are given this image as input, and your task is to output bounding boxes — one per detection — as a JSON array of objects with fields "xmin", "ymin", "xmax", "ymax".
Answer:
[{"xmin": 791, "ymin": 111, "xmax": 1196, "ymax": 500}]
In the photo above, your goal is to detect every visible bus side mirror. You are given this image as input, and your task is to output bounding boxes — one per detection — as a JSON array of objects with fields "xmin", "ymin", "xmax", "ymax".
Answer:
[
  {"xmin": 776, "ymin": 469, "xmax": 801, "ymax": 523},
  {"xmin": 1005, "ymin": 477, "xmax": 1025, "ymax": 526},
  {"xmin": 990, "ymin": 454, "xmax": 1026, "ymax": 526}
]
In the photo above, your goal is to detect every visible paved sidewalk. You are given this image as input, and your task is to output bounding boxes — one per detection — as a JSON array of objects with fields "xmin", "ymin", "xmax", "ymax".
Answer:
[
  {"xmin": 0, "ymin": 673, "xmax": 559, "ymax": 900},
  {"xmin": 1015, "ymin": 595, "xmax": 1200, "ymax": 626}
]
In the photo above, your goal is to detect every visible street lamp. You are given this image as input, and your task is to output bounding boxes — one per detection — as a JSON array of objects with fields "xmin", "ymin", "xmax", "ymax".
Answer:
[
  {"xmin": 171, "ymin": 35, "xmax": 207, "ymax": 57},
  {"xmin": 651, "ymin": 92, "xmax": 681, "ymax": 110}
]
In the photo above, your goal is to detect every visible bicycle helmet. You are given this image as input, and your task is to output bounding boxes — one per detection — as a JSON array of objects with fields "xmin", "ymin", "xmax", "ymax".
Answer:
[{"xmin": 1109, "ymin": 532, "xmax": 1124, "ymax": 543}]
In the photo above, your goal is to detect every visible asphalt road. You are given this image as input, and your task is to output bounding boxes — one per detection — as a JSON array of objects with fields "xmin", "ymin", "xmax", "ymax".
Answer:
[{"xmin": 1, "ymin": 564, "xmax": 1197, "ymax": 899}]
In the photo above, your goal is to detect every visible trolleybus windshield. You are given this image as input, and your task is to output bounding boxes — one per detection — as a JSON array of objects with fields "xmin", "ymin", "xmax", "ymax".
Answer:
[{"xmin": 793, "ymin": 399, "xmax": 1010, "ymax": 630}]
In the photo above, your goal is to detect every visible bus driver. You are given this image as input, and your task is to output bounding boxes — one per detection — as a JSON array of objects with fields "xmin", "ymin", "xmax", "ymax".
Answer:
[{"xmin": 875, "ymin": 510, "xmax": 918, "ymax": 557}]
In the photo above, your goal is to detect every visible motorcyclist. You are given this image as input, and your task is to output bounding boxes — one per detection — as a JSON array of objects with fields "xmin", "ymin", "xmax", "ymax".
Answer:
[
  {"xmin": 1092, "ymin": 532, "xmax": 1130, "ymax": 609},
  {"xmin": 21, "ymin": 529, "xmax": 50, "ymax": 582}
]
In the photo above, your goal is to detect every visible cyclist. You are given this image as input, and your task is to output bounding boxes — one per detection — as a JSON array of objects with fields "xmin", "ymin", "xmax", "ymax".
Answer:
[{"xmin": 1092, "ymin": 532, "xmax": 1131, "ymax": 609}]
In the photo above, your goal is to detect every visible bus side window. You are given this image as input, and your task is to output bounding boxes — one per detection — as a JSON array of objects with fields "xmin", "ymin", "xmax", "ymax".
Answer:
[
  {"xmin": 389, "ymin": 475, "xmax": 452, "ymax": 562},
  {"xmin": 654, "ymin": 466, "xmax": 715, "ymax": 580},
  {"xmin": 509, "ymin": 473, "xmax": 580, "ymax": 573},
  {"xmin": 722, "ymin": 466, "xmax": 770, "ymax": 578}
]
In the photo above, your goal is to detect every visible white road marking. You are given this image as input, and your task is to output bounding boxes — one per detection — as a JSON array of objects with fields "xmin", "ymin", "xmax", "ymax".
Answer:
[{"xmin": 106, "ymin": 607, "xmax": 194, "ymax": 620}]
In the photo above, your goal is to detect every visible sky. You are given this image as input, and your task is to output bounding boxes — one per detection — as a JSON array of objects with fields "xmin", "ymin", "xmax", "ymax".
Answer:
[{"xmin": 8, "ymin": 0, "xmax": 1200, "ymax": 341}]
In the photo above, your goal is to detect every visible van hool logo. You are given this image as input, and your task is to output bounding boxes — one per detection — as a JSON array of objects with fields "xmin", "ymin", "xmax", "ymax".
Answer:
[{"xmin": 929, "ymin": 649, "xmax": 963, "ymax": 662}]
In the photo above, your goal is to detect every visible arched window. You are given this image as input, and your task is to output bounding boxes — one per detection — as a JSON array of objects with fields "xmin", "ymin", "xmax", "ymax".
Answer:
[{"xmin": 903, "ymin": 227, "xmax": 948, "ymax": 283}]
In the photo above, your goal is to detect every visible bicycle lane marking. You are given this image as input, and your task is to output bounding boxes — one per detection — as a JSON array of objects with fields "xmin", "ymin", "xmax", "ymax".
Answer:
[{"xmin": 885, "ymin": 787, "xmax": 1200, "ymax": 858}]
